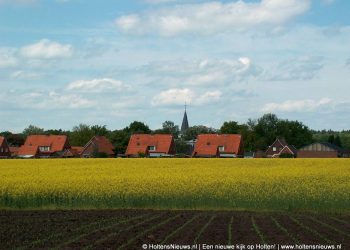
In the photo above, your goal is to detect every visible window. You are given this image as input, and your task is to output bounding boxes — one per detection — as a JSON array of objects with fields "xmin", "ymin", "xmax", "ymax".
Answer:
[
  {"xmin": 148, "ymin": 146, "xmax": 156, "ymax": 151},
  {"xmin": 218, "ymin": 146, "xmax": 225, "ymax": 152},
  {"xmin": 0, "ymin": 148, "xmax": 3, "ymax": 153},
  {"xmin": 39, "ymin": 146, "xmax": 51, "ymax": 152},
  {"xmin": 273, "ymin": 147, "xmax": 277, "ymax": 152}
]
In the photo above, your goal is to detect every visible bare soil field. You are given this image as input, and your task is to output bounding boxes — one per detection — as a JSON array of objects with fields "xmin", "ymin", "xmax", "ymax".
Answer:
[{"xmin": 0, "ymin": 210, "xmax": 349, "ymax": 250}]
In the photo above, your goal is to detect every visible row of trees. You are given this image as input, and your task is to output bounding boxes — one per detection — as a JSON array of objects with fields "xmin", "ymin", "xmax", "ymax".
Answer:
[{"xmin": 1, "ymin": 114, "xmax": 348, "ymax": 154}]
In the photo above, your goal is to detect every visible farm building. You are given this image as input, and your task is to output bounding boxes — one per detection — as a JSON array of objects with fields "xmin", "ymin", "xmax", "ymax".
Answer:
[
  {"xmin": 9, "ymin": 147, "xmax": 20, "ymax": 158},
  {"xmin": 192, "ymin": 134, "xmax": 244, "ymax": 158},
  {"xmin": 17, "ymin": 135, "xmax": 70, "ymax": 158},
  {"xmin": 80, "ymin": 136, "xmax": 115, "ymax": 158},
  {"xmin": 0, "ymin": 136, "xmax": 11, "ymax": 158},
  {"xmin": 62, "ymin": 146, "xmax": 84, "ymax": 158},
  {"xmin": 297, "ymin": 142, "xmax": 343, "ymax": 158},
  {"xmin": 266, "ymin": 138, "xmax": 297, "ymax": 158},
  {"xmin": 125, "ymin": 134, "xmax": 176, "ymax": 157}
]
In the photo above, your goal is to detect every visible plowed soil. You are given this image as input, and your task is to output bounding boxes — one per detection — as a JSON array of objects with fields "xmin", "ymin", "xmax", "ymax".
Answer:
[{"xmin": 0, "ymin": 210, "xmax": 348, "ymax": 250}]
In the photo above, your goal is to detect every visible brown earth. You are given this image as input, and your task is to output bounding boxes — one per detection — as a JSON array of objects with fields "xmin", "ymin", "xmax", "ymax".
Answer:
[{"xmin": 0, "ymin": 210, "xmax": 348, "ymax": 250}]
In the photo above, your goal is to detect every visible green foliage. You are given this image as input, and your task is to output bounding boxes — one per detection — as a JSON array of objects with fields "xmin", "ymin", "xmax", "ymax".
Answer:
[
  {"xmin": 220, "ymin": 121, "xmax": 241, "ymax": 134},
  {"xmin": 182, "ymin": 125, "xmax": 217, "ymax": 141},
  {"xmin": 154, "ymin": 121, "xmax": 179, "ymax": 138},
  {"xmin": 313, "ymin": 131, "xmax": 350, "ymax": 149},
  {"xmin": 279, "ymin": 153, "xmax": 295, "ymax": 158},
  {"xmin": 108, "ymin": 130, "xmax": 130, "ymax": 155},
  {"xmin": 125, "ymin": 121, "xmax": 151, "ymax": 134},
  {"xmin": 23, "ymin": 125, "xmax": 45, "ymax": 136},
  {"xmin": 174, "ymin": 139, "xmax": 193, "ymax": 155}
]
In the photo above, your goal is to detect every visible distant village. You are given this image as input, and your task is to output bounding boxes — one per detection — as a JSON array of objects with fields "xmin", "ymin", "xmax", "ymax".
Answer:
[{"xmin": 0, "ymin": 109, "xmax": 349, "ymax": 159}]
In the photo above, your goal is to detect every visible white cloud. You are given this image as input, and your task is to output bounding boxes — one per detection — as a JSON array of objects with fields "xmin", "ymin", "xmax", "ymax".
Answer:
[
  {"xmin": 262, "ymin": 98, "xmax": 333, "ymax": 113},
  {"xmin": 66, "ymin": 78, "xmax": 129, "ymax": 93},
  {"xmin": 321, "ymin": 0, "xmax": 335, "ymax": 5},
  {"xmin": 116, "ymin": 0, "xmax": 311, "ymax": 36},
  {"xmin": 140, "ymin": 57, "xmax": 261, "ymax": 87},
  {"xmin": 0, "ymin": 49, "xmax": 17, "ymax": 68},
  {"xmin": 21, "ymin": 39, "xmax": 73, "ymax": 59},
  {"xmin": 268, "ymin": 56, "xmax": 324, "ymax": 81},
  {"xmin": 151, "ymin": 88, "xmax": 221, "ymax": 106},
  {"xmin": 18, "ymin": 91, "xmax": 95, "ymax": 109},
  {"xmin": 11, "ymin": 71, "xmax": 41, "ymax": 80}
]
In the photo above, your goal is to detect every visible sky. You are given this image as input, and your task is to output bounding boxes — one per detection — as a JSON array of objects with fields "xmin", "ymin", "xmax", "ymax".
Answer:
[{"xmin": 0, "ymin": 0, "xmax": 350, "ymax": 132}]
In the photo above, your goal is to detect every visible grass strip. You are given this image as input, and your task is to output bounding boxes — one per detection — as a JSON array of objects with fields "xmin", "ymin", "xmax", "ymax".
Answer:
[
  {"xmin": 160, "ymin": 214, "xmax": 200, "ymax": 244},
  {"xmin": 251, "ymin": 216, "xmax": 266, "ymax": 245},
  {"xmin": 53, "ymin": 213, "xmax": 153, "ymax": 250},
  {"xmin": 271, "ymin": 216, "xmax": 299, "ymax": 244},
  {"xmin": 193, "ymin": 215, "xmax": 216, "ymax": 245},
  {"xmin": 116, "ymin": 214, "xmax": 181, "ymax": 250},
  {"xmin": 228, "ymin": 216, "xmax": 234, "ymax": 245},
  {"xmin": 289, "ymin": 216, "xmax": 333, "ymax": 244}
]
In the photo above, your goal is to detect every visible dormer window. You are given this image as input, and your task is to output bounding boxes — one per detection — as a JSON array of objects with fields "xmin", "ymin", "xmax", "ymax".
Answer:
[
  {"xmin": 39, "ymin": 146, "xmax": 51, "ymax": 152},
  {"xmin": 218, "ymin": 146, "xmax": 225, "ymax": 152},
  {"xmin": 148, "ymin": 146, "xmax": 156, "ymax": 151},
  {"xmin": 273, "ymin": 147, "xmax": 277, "ymax": 152}
]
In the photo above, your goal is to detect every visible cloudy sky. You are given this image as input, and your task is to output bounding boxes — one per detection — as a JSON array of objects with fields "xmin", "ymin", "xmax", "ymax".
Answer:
[{"xmin": 0, "ymin": 0, "xmax": 349, "ymax": 132}]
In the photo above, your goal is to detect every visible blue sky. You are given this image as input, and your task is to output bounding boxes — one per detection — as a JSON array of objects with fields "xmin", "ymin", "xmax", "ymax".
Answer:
[{"xmin": 0, "ymin": 0, "xmax": 350, "ymax": 132}]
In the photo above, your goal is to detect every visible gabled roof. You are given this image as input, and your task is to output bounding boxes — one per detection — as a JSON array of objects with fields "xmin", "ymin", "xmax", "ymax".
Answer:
[
  {"xmin": 0, "ymin": 136, "xmax": 5, "ymax": 146},
  {"xmin": 81, "ymin": 136, "xmax": 114, "ymax": 156},
  {"xmin": 18, "ymin": 145, "xmax": 39, "ymax": 157},
  {"xmin": 25, "ymin": 135, "xmax": 68, "ymax": 151},
  {"xmin": 18, "ymin": 135, "xmax": 68, "ymax": 157},
  {"xmin": 193, "ymin": 134, "xmax": 243, "ymax": 157},
  {"xmin": 63, "ymin": 146, "xmax": 84, "ymax": 157},
  {"xmin": 126, "ymin": 134, "xmax": 174, "ymax": 155}
]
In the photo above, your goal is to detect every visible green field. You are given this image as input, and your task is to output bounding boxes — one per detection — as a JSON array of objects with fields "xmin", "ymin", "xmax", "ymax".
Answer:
[{"xmin": 0, "ymin": 159, "xmax": 349, "ymax": 213}]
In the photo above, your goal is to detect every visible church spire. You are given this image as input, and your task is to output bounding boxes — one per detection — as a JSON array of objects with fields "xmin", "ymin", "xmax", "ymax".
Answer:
[{"xmin": 181, "ymin": 103, "xmax": 189, "ymax": 133}]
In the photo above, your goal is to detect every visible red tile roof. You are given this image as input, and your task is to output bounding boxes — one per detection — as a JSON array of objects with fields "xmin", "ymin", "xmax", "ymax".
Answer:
[
  {"xmin": 81, "ymin": 136, "xmax": 114, "ymax": 156},
  {"xmin": 126, "ymin": 134, "xmax": 175, "ymax": 156},
  {"xmin": 18, "ymin": 135, "xmax": 69, "ymax": 157},
  {"xmin": 0, "ymin": 136, "xmax": 5, "ymax": 146},
  {"xmin": 9, "ymin": 147, "xmax": 19, "ymax": 154},
  {"xmin": 193, "ymin": 134, "xmax": 243, "ymax": 157}
]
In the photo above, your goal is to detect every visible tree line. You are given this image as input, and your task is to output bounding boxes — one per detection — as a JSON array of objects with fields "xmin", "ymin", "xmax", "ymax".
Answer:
[{"xmin": 1, "ymin": 114, "xmax": 349, "ymax": 154}]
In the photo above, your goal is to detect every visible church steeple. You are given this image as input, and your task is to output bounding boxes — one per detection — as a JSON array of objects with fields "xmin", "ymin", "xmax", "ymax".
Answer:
[{"xmin": 181, "ymin": 103, "xmax": 189, "ymax": 133}]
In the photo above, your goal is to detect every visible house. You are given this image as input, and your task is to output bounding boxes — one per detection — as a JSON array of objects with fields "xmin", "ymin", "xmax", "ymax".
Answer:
[
  {"xmin": 62, "ymin": 146, "xmax": 84, "ymax": 158},
  {"xmin": 17, "ymin": 135, "xmax": 70, "ymax": 158},
  {"xmin": 266, "ymin": 138, "xmax": 297, "ymax": 158},
  {"xmin": 125, "ymin": 134, "xmax": 176, "ymax": 157},
  {"xmin": 297, "ymin": 142, "xmax": 343, "ymax": 158},
  {"xmin": 0, "ymin": 136, "xmax": 11, "ymax": 158},
  {"xmin": 9, "ymin": 147, "xmax": 20, "ymax": 158},
  {"xmin": 80, "ymin": 136, "xmax": 115, "ymax": 158},
  {"xmin": 192, "ymin": 134, "xmax": 244, "ymax": 158}
]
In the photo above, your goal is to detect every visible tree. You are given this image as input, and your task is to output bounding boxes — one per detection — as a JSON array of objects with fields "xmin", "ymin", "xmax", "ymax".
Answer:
[
  {"xmin": 182, "ymin": 125, "xmax": 217, "ymax": 141},
  {"xmin": 328, "ymin": 135, "xmax": 335, "ymax": 144},
  {"xmin": 220, "ymin": 121, "xmax": 241, "ymax": 134},
  {"xmin": 0, "ymin": 132, "xmax": 25, "ymax": 146},
  {"xmin": 91, "ymin": 125, "xmax": 109, "ymax": 136},
  {"xmin": 69, "ymin": 124, "xmax": 95, "ymax": 146},
  {"xmin": 108, "ymin": 129, "xmax": 130, "ymax": 155},
  {"xmin": 23, "ymin": 125, "xmax": 45, "ymax": 136},
  {"xmin": 154, "ymin": 121, "xmax": 180, "ymax": 138},
  {"xmin": 125, "ymin": 121, "xmax": 151, "ymax": 134},
  {"xmin": 334, "ymin": 135, "xmax": 342, "ymax": 147}
]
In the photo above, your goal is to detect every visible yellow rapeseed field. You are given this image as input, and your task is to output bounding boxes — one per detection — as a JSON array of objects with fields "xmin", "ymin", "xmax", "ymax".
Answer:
[{"xmin": 0, "ymin": 159, "xmax": 349, "ymax": 212}]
